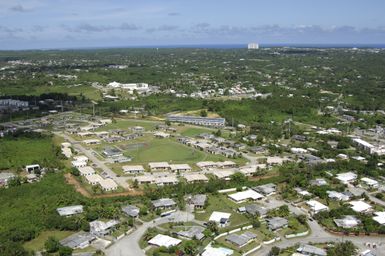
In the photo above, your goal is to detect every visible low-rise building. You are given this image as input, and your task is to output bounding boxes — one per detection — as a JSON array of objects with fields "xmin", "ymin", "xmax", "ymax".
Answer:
[
  {"xmin": 59, "ymin": 231, "xmax": 95, "ymax": 249},
  {"xmin": 327, "ymin": 191, "xmax": 351, "ymax": 201},
  {"xmin": 209, "ymin": 211, "xmax": 231, "ymax": 226},
  {"xmin": 372, "ymin": 212, "xmax": 385, "ymax": 225},
  {"xmin": 85, "ymin": 174, "xmax": 103, "ymax": 185},
  {"xmin": 225, "ymin": 231, "xmax": 257, "ymax": 247},
  {"xmin": 148, "ymin": 234, "xmax": 182, "ymax": 248},
  {"xmin": 169, "ymin": 164, "xmax": 192, "ymax": 172},
  {"xmin": 72, "ymin": 160, "xmax": 87, "ymax": 168},
  {"xmin": 151, "ymin": 198, "xmax": 176, "ymax": 210},
  {"xmin": 183, "ymin": 173, "xmax": 209, "ymax": 183},
  {"xmin": 334, "ymin": 215, "xmax": 361, "ymax": 229},
  {"xmin": 336, "ymin": 172, "xmax": 357, "ymax": 184},
  {"xmin": 189, "ymin": 194, "xmax": 207, "ymax": 209},
  {"xmin": 78, "ymin": 166, "xmax": 96, "ymax": 176},
  {"xmin": 307, "ymin": 200, "xmax": 329, "ymax": 214},
  {"xmin": 25, "ymin": 164, "xmax": 40, "ymax": 173},
  {"xmin": 57, "ymin": 205, "xmax": 84, "ymax": 217},
  {"xmin": 90, "ymin": 220, "xmax": 119, "ymax": 236},
  {"xmin": 148, "ymin": 162, "xmax": 170, "ymax": 171},
  {"xmin": 349, "ymin": 201, "xmax": 372, "ymax": 213},
  {"xmin": 238, "ymin": 204, "xmax": 268, "ymax": 217},
  {"xmin": 122, "ymin": 205, "xmax": 140, "ymax": 218},
  {"xmin": 196, "ymin": 161, "xmax": 217, "ymax": 170},
  {"xmin": 253, "ymin": 183, "xmax": 276, "ymax": 196},
  {"xmin": 228, "ymin": 189, "xmax": 264, "ymax": 203},
  {"xmin": 176, "ymin": 226, "xmax": 205, "ymax": 240},
  {"xmin": 122, "ymin": 165, "xmax": 145, "ymax": 175},
  {"xmin": 361, "ymin": 177, "xmax": 379, "ymax": 189},
  {"xmin": 310, "ymin": 178, "xmax": 328, "ymax": 186},
  {"xmin": 99, "ymin": 178, "xmax": 118, "ymax": 191},
  {"xmin": 267, "ymin": 217, "xmax": 288, "ymax": 230},
  {"xmin": 297, "ymin": 244, "xmax": 327, "ymax": 256}
]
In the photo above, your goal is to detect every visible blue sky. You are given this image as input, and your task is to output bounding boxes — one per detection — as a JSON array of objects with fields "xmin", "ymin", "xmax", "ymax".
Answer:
[{"xmin": 1, "ymin": 0, "xmax": 385, "ymax": 49}]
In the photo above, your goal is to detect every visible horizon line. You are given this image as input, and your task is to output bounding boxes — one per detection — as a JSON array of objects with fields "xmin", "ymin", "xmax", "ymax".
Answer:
[{"xmin": 1, "ymin": 42, "xmax": 385, "ymax": 51}]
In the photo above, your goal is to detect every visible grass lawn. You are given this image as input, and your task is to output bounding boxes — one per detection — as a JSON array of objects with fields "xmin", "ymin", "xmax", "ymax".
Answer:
[
  {"xmin": 23, "ymin": 230, "xmax": 74, "ymax": 251},
  {"xmin": 0, "ymin": 137, "xmax": 58, "ymax": 170},
  {"xmin": 124, "ymin": 138, "xmax": 229, "ymax": 165},
  {"xmin": 179, "ymin": 126, "xmax": 214, "ymax": 137},
  {"xmin": 195, "ymin": 194, "xmax": 250, "ymax": 229}
]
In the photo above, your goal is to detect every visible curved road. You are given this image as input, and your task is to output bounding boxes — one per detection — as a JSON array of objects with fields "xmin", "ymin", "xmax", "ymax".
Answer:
[{"xmin": 106, "ymin": 211, "xmax": 195, "ymax": 256}]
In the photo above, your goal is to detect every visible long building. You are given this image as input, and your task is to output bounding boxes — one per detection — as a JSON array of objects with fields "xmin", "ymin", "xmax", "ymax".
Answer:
[{"xmin": 167, "ymin": 115, "xmax": 225, "ymax": 127}]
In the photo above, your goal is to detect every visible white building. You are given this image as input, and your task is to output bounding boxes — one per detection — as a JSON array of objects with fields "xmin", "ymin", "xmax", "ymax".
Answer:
[
  {"xmin": 307, "ymin": 200, "xmax": 329, "ymax": 214},
  {"xmin": 107, "ymin": 81, "xmax": 150, "ymax": 94},
  {"xmin": 228, "ymin": 189, "xmax": 264, "ymax": 203},
  {"xmin": 85, "ymin": 174, "xmax": 103, "ymax": 185},
  {"xmin": 170, "ymin": 164, "xmax": 192, "ymax": 172},
  {"xmin": 122, "ymin": 165, "xmax": 145, "ymax": 174},
  {"xmin": 373, "ymin": 212, "xmax": 385, "ymax": 225},
  {"xmin": 148, "ymin": 234, "xmax": 181, "ymax": 248},
  {"xmin": 78, "ymin": 166, "xmax": 96, "ymax": 176},
  {"xmin": 57, "ymin": 205, "xmax": 84, "ymax": 217},
  {"xmin": 99, "ymin": 178, "xmax": 118, "ymax": 191},
  {"xmin": 247, "ymin": 43, "xmax": 259, "ymax": 49},
  {"xmin": 336, "ymin": 172, "xmax": 357, "ymax": 184},
  {"xmin": 148, "ymin": 162, "xmax": 170, "ymax": 171},
  {"xmin": 349, "ymin": 201, "xmax": 372, "ymax": 213},
  {"xmin": 361, "ymin": 177, "xmax": 379, "ymax": 189},
  {"xmin": 72, "ymin": 160, "xmax": 87, "ymax": 168},
  {"xmin": 209, "ymin": 211, "xmax": 231, "ymax": 226}
]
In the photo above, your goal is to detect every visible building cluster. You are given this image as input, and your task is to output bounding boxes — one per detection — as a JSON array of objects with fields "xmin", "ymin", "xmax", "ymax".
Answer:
[
  {"xmin": 72, "ymin": 156, "xmax": 118, "ymax": 191},
  {"xmin": 106, "ymin": 81, "xmax": 151, "ymax": 94}
]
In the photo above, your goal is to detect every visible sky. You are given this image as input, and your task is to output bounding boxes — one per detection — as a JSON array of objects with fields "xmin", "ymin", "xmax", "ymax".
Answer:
[{"xmin": 1, "ymin": 0, "xmax": 385, "ymax": 49}]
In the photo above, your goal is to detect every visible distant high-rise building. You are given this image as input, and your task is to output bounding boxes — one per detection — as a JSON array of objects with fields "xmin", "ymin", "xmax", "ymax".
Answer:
[{"xmin": 247, "ymin": 43, "xmax": 259, "ymax": 49}]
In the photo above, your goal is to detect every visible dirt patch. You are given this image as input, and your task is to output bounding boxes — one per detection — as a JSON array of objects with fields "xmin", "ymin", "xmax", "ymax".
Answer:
[
  {"xmin": 64, "ymin": 173, "xmax": 143, "ymax": 198},
  {"xmin": 248, "ymin": 172, "xmax": 279, "ymax": 181}
]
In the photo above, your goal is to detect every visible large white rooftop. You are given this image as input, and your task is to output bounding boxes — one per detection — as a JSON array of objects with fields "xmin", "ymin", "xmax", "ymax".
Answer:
[
  {"xmin": 148, "ymin": 234, "xmax": 181, "ymax": 248},
  {"xmin": 228, "ymin": 189, "xmax": 264, "ymax": 202},
  {"xmin": 373, "ymin": 212, "xmax": 385, "ymax": 225},
  {"xmin": 349, "ymin": 201, "xmax": 372, "ymax": 213},
  {"xmin": 209, "ymin": 211, "xmax": 231, "ymax": 223},
  {"xmin": 307, "ymin": 200, "xmax": 329, "ymax": 212}
]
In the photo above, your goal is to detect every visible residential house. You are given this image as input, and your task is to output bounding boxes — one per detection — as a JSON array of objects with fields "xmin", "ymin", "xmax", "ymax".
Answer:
[
  {"xmin": 60, "ymin": 231, "xmax": 95, "ymax": 249},
  {"xmin": 267, "ymin": 217, "xmax": 288, "ymax": 231},
  {"xmin": 176, "ymin": 226, "xmax": 205, "ymax": 240},
  {"xmin": 122, "ymin": 165, "xmax": 145, "ymax": 175},
  {"xmin": 189, "ymin": 194, "xmax": 207, "ymax": 209},
  {"xmin": 57, "ymin": 205, "xmax": 84, "ymax": 217},
  {"xmin": 253, "ymin": 183, "xmax": 276, "ymax": 196},
  {"xmin": 225, "ymin": 232, "xmax": 257, "ymax": 247},
  {"xmin": 151, "ymin": 198, "xmax": 176, "ymax": 210},
  {"xmin": 122, "ymin": 205, "xmax": 140, "ymax": 218},
  {"xmin": 90, "ymin": 220, "xmax": 119, "ymax": 236}
]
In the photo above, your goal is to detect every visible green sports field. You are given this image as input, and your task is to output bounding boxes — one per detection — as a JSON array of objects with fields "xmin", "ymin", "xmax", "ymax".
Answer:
[{"xmin": 125, "ymin": 138, "xmax": 228, "ymax": 165}]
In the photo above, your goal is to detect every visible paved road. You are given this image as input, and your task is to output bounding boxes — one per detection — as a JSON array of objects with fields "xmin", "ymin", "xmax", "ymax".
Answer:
[
  {"xmin": 106, "ymin": 211, "xmax": 195, "ymax": 256},
  {"xmin": 252, "ymin": 202, "xmax": 385, "ymax": 256},
  {"xmin": 55, "ymin": 132, "xmax": 130, "ymax": 189}
]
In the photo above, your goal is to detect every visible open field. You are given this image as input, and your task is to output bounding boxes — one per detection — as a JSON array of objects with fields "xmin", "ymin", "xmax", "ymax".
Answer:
[
  {"xmin": 0, "ymin": 136, "xmax": 58, "ymax": 170},
  {"xmin": 125, "ymin": 138, "xmax": 228, "ymax": 165},
  {"xmin": 0, "ymin": 85, "xmax": 101, "ymax": 101}
]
